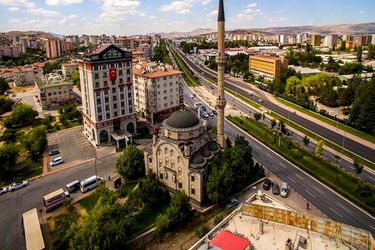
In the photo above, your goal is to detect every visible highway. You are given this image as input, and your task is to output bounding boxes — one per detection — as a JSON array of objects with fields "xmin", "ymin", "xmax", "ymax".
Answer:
[
  {"xmin": 172, "ymin": 45, "xmax": 375, "ymax": 164},
  {"xmin": 183, "ymin": 84, "xmax": 375, "ymax": 236}
]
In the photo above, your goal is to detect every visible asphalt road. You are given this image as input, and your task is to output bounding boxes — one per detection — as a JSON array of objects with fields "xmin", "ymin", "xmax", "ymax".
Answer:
[
  {"xmin": 0, "ymin": 154, "xmax": 117, "ymax": 250},
  {"xmin": 191, "ymin": 74, "xmax": 375, "ymax": 185},
  {"xmin": 183, "ymin": 84, "xmax": 375, "ymax": 236},
  {"xmin": 173, "ymin": 46, "xmax": 375, "ymax": 164}
]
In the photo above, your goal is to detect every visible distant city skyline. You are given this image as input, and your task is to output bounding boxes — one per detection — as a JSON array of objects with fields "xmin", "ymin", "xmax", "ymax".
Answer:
[{"xmin": 0, "ymin": 0, "xmax": 375, "ymax": 35}]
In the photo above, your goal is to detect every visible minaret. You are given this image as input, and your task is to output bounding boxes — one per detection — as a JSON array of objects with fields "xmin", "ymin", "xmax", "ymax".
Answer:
[{"xmin": 216, "ymin": 0, "xmax": 226, "ymax": 148}]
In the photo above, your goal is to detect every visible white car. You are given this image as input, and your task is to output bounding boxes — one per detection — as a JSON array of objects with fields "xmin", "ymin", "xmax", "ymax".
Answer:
[
  {"xmin": 8, "ymin": 181, "xmax": 29, "ymax": 192},
  {"xmin": 50, "ymin": 156, "xmax": 64, "ymax": 167},
  {"xmin": 0, "ymin": 187, "xmax": 8, "ymax": 195}
]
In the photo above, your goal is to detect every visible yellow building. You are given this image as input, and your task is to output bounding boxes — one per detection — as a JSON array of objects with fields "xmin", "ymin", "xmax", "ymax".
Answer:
[{"xmin": 249, "ymin": 55, "xmax": 288, "ymax": 80}]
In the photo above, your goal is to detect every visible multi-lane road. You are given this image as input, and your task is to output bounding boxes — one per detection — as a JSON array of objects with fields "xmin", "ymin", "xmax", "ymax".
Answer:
[
  {"xmin": 173, "ymin": 45, "xmax": 375, "ymax": 164},
  {"xmin": 182, "ymin": 84, "xmax": 375, "ymax": 236}
]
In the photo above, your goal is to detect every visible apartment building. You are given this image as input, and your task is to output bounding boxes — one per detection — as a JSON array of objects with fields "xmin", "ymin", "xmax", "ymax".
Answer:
[
  {"xmin": 133, "ymin": 62, "xmax": 183, "ymax": 124},
  {"xmin": 311, "ymin": 34, "xmax": 322, "ymax": 47},
  {"xmin": 249, "ymin": 55, "xmax": 288, "ymax": 80},
  {"xmin": 79, "ymin": 44, "xmax": 136, "ymax": 147},
  {"xmin": 45, "ymin": 38, "xmax": 62, "ymax": 59},
  {"xmin": 62, "ymin": 62, "xmax": 79, "ymax": 78},
  {"xmin": 35, "ymin": 73, "xmax": 74, "ymax": 109},
  {"xmin": 13, "ymin": 65, "xmax": 43, "ymax": 86}
]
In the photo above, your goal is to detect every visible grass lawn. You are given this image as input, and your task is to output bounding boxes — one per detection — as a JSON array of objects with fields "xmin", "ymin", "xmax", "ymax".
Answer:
[
  {"xmin": 268, "ymin": 112, "xmax": 375, "ymax": 170},
  {"xmin": 170, "ymin": 47, "xmax": 199, "ymax": 87},
  {"xmin": 78, "ymin": 191, "xmax": 101, "ymax": 212},
  {"xmin": 276, "ymin": 97, "xmax": 375, "ymax": 145},
  {"xmin": 129, "ymin": 202, "xmax": 170, "ymax": 238},
  {"xmin": 228, "ymin": 115, "xmax": 375, "ymax": 215}
]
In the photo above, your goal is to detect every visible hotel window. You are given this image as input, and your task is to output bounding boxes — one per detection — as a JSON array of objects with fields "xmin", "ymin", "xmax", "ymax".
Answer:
[
  {"xmin": 120, "ymin": 86, "xmax": 124, "ymax": 92},
  {"xmin": 111, "ymin": 63, "xmax": 115, "ymax": 68},
  {"xmin": 104, "ymin": 90, "xmax": 109, "ymax": 95},
  {"xmin": 103, "ymin": 81, "xmax": 108, "ymax": 87},
  {"xmin": 97, "ymin": 99, "xmax": 101, "ymax": 105},
  {"xmin": 105, "ymin": 97, "xmax": 109, "ymax": 103},
  {"xmin": 113, "ymin": 103, "xmax": 117, "ymax": 109},
  {"xmin": 191, "ymin": 188, "xmax": 195, "ymax": 195},
  {"xmin": 102, "ymin": 64, "xmax": 107, "ymax": 70},
  {"xmin": 119, "ymin": 78, "xmax": 123, "ymax": 84},
  {"xmin": 128, "ymin": 100, "xmax": 132, "ymax": 106},
  {"xmin": 105, "ymin": 105, "xmax": 109, "ymax": 111},
  {"xmin": 127, "ymin": 77, "xmax": 131, "ymax": 83},
  {"xmin": 112, "ymin": 80, "xmax": 116, "ymax": 85},
  {"xmin": 113, "ymin": 95, "xmax": 117, "ymax": 101},
  {"xmin": 191, "ymin": 176, "xmax": 195, "ymax": 182},
  {"xmin": 95, "ymin": 82, "xmax": 100, "ymax": 88},
  {"xmin": 129, "ymin": 107, "xmax": 133, "ymax": 113},
  {"xmin": 120, "ymin": 94, "xmax": 124, "ymax": 99},
  {"xmin": 106, "ymin": 112, "xmax": 110, "ymax": 119},
  {"xmin": 93, "ymin": 65, "xmax": 99, "ymax": 71},
  {"xmin": 118, "ymin": 63, "xmax": 122, "ymax": 67},
  {"xmin": 121, "ymin": 110, "xmax": 125, "ymax": 115},
  {"xmin": 127, "ymin": 85, "xmax": 131, "ymax": 91},
  {"xmin": 121, "ymin": 101, "xmax": 125, "ymax": 107},
  {"xmin": 128, "ymin": 92, "xmax": 132, "ymax": 98},
  {"xmin": 163, "ymin": 76, "xmax": 166, "ymax": 80},
  {"xmin": 98, "ymin": 115, "xmax": 103, "ymax": 121},
  {"xmin": 97, "ymin": 107, "xmax": 102, "ymax": 113},
  {"xmin": 126, "ymin": 69, "xmax": 131, "ymax": 75},
  {"xmin": 114, "ymin": 111, "xmax": 118, "ymax": 117},
  {"xmin": 112, "ymin": 88, "xmax": 116, "ymax": 93},
  {"xmin": 103, "ymin": 72, "xmax": 107, "ymax": 78},
  {"xmin": 94, "ymin": 73, "xmax": 99, "ymax": 79},
  {"xmin": 119, "ymin": 70, "xmax": 123, "ymax": 76}
]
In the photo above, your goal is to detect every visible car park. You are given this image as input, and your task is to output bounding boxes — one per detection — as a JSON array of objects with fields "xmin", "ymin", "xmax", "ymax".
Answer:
[
  {"xmin": 263, "ymin": 178, "xmax": 272, "ymax": 190},
  {"xmin": 225, "ymin": 198, "xmax": 239, "ymax": 208},
  {"xmin": 49, "ymin": 149, "xmax": 60, "ymax": 156},
  {"xmin": 50, "ymin": 157, "xmax": 64, "ymax": 167},
  {"xmin": 0, "ymin": 187, "xmax": 8, "ymax": 195},
  {"xmin": 280, "ymin": 182, "xmax": 289, "ymax": 198},
  {"xmin": 8, "ymin": 181, "xmax": 28, "ymax": 192},
  {"xmin": 272, "ymin": 181, "xmax": 280, "ymax": 195}
]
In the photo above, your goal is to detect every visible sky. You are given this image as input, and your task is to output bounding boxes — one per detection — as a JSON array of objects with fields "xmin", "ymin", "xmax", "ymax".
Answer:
[{"xmin": 0, "ymin": 0, "xmax": 374, "ymax": 35}]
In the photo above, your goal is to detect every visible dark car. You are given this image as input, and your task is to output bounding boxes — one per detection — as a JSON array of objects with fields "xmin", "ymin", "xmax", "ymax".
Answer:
[
  {"xmin": 49, "ymin": 149, "xmax": 60, "ymax": 156},
  {"xmin": 263, "ymin": 179, "xmax": 272, "ymax": 190},
  {"xmin": 212, "ymin": 110, "xmax": 217, "ymax": 115},
  {"xmin": 272, "ymin": 182, "xmax": 280, "ymax": 195}
]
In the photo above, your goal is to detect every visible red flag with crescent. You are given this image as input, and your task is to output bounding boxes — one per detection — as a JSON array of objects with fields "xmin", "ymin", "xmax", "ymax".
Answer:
[{"xmin": 109, "ymin": 68, "xmax": 117, "ymax": 81}]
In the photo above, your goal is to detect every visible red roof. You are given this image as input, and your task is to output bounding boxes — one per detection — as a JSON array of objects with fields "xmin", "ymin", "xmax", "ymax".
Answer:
[{"xmin": 210, "ymin": 230, "xmax": 250, "ymax": 250}]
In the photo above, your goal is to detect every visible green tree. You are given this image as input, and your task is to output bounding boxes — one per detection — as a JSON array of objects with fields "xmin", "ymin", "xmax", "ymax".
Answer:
[
  {"xmin": 368, "ymin": 44, "xmax": 375, "ymax": 60},
  {"xmin": 0, "ymin": 143, "xmax": 20, "ymax": 180},
  {"xmin": 254, "ymin": 112, "xmax": 262, "ymax": 122},
  {"xmin": 0, "ymin": 77, "xmax": 10, "ymax": 94},
  {"xmin": 23, "ymin": 125, "xmax": 47, "ymax": 162},
  {"xmin": 71, "ymin": 71, "xmax": 80, "ymax": 86},
  {"xmin": 271, "ymin": 119, "xmax": 277, "ymax": 129},
  {"xmin": 286, "ymin": 76, "xmax": 303, "ymax": 96},
  {"xmin": 353, "ymin": 157, "xmax": 364, "ymax": 174},
  {"xmin": 4, "ymin": 104, "xmax": 38, "ymax": 128},
  {"xmin": 279, "ymin": 121, "xmax": 287, "ymax": 134},
  {"xmin": 315, "ymin": 140, "xmax": 324, "ymax": 159},
  {"xmin": 303, "ymin": 136, "xmax": 310, "ymax": 147},
  {"xmin": 0, "ymin": 96, "xmax": 14, "ymax": 115},
  {"xmin": 139, "ymin": 172, "xmax": 169, "ymax": 207},
  {"xmin": 116, "ymin": 145, "xmax": 145, "ymax": 180},
  {"xmin": 356, "ymin": 46, "xmax": 363, "ymax": 62}
]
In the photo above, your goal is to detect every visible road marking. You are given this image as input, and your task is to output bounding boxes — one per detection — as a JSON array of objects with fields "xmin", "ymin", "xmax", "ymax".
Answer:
[
  {"xmin": 329, "ymin": 207, "xmax": 343, "ymax": 218},
  {"xmin": 287, "ymin": 177, "xmax": 296, "ymax": 183},
  {"xmin": 279, "ymin": 163, "xmax": 287, "ymax": 169},
  {"xmin": 369, "ymin": 224, "xmax": 375, "ymax": 231},
  {"xmin": 295, "ymin": 173, "xmax": 303, "ymax": 180},
  {"xmin": 337, "ymin": 203, "xmax": 352, "ymax": 214},
  {"xmin": 313, "ymin": 186, "xmax": 324, "ymax": 194},
  {"xmin": 266, "ymin": 153, "xmax": 273, "ymax": 159},
  {"xmin": 305, "ymin": 189, "xmax": 316, "ymax": 198}
]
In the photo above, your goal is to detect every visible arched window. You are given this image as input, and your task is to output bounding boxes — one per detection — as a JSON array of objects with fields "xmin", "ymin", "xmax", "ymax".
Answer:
[
  {"xmin": 164, "ymin": 147, "xmax": 168, "ymax": 155},
  {"xmin": 170, "ymin": 149, "xmax": 174, "ymax": 157},
  {"xmin": 177, "ymin": 156, "xmax": 181, "ymax": 163}
]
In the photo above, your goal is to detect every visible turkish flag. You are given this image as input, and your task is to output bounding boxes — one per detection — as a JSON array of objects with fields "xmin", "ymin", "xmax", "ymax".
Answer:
[{"xmin": 109, "ymin": 68, "xmax": 117, "ymax": 81}]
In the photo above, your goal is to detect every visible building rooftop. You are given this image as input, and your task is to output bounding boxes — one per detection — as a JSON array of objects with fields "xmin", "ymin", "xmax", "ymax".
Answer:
[
  {"xmin": 133, "ymin": 62, "xmax": 181, "ymax": 78},
  {"xmin": 36, "ymin": 73, "xmax": 73, "ymax": 88},
  {"xmin": 210, "ymin": 230, "xmax": 250, "ymax": 250},
  {"xmin": 289, "ymin": 65, "xmax": 321, "ymax": 75},
  {"xmin": 165, "ymin": 109, "xmax": 200, "ymax": 129}
]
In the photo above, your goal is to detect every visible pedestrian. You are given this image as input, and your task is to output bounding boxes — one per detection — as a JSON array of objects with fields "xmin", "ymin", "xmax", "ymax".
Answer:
[{"xmin": 307, "ymin": 202, "xmax": 310, "ymax": 210}]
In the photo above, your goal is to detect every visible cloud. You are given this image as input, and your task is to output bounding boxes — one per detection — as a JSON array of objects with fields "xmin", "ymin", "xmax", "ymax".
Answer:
[
  {"xmin": 0, "ymin": 0, "xmax": 35, "ymax": 8},
  {"xmin": 8, "ymin": 6, "xmax": 20, "ymax": 11},
  {"xmin": 45, "ymin": 0, "xmax": 83, "ymax": 6},
  {"xmin": 237, "ymin": 2, "xmax": 262, "ymax": 20},
  {"xmin": 159, "ymin": 0, "xmax": 212, "ymax": 15},
  {"xmin": 97, "ymin": 0, "xmax": 144, "ymax": 23},
  {"xmin": 26, "ymin": 7, "xmax": 60, "ymax": 17}
]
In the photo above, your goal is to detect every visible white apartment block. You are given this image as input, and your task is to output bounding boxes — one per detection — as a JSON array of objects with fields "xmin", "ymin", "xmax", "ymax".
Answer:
[
  {"xmin": 79, "ymin": 44, "xmax": 136, "ymax": 148},
  {"xmin": 133, "ymin": 62, "xmax": 183, "ymax": 124},
  {"xmin": 13, "ymin": 66, "xmax": 43, "ymax": 86}
]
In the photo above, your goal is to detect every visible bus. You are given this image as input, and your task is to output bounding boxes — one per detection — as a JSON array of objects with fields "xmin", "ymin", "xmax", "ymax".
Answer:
[
  {"xmin": 22, "ymin": 208, "xmax": 45, "ymax": 250},
  {"xmin": 43, "ymin": 188, "xmax": 69, "ymax": 213},
  {"xmin": 80, "ymin": 175, "xmax": 104, "ymax": 193}
]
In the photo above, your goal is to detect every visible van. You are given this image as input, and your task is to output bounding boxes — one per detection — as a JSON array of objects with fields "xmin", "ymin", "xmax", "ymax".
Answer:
[
  {"xmin": 50, "ymin": 157, "xmax": 64, "ymax": 167},
  {"xmin": 66, "ymin": 180, "xmax": 81, "ymax": 193},
  {"xmin": 280, "ymin": 182, "xmax": 288, "ymax": 198},
  {"xmin": 80, "ymin": 175, "xmax": 104, "ymax": 193},
  {"xmin": 193, "ymin": 102, "xmax": 203, "ymax": 109}
]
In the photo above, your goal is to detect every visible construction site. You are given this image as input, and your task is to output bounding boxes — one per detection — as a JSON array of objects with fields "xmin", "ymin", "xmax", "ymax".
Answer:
[{"xmin": 191, "ymin": 191, "xmax": 374, "ymax": 250}]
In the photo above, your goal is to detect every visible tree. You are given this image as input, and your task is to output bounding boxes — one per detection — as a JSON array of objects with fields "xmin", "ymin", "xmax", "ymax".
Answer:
[
  {"xmin": 71, "ymin": 71, "xmax": 80, "ymax": 86},
  {"xmin": 315, "ymin": 140, "xmax": 324, "ymax": 159},
  {"xmin": 279, "ymin": 121, "xmax": 287, "ymax": 134},
  {"xmin": 286, "ymin": 76, "xmax": 303, "ymax": 96},
  {"xmin": 356, "ymin": 46, "xmax": 363, "ymax": 62},
  {"xmin": 116, "ymin": 145, "xmax": 145, "ymax": 180},
  {"xmin": 254, "ymin": 112, "xmax": 262, "ymax": 122},
  {"xmin": 353, "ymin": 157, "xmax": 364, "ymax": 174},
  {"xmin": 0, "ymin": 143, "xmax": 20, "ymax": 180},
  {"xmin": 4, "ymin": 104, "xmax": 38, "ymax": 128},
  {"xmin": 226, "ymin": 137, "xmax": 232, "ymax": 148},
  {"xmin": 155, "ymin": 191, "xmax": 193, "ymax": 237},
  {"xmin": 0, "ymin": 96, "xmax": 14, "ymax": 115},
  {"xmin": 0, "ymin": 77, "xmax": 10, "ymax": 94},
  {"xmin": 23, "ymin": 125, "xmax": 47, "ymax": 161},
  {"xmin": 139, "ymin": 172, "xmax": 169, "ymax": 207},
  {"xmin": 303, "ymin": 136, "xmax": 310, "ymax": 147},
  {"xmin": 271, "ymin": 119, "xmax": 277, "ymax": 129},
  {"xmin": 368, "ymin": 44, "xmax": 375, "ymax": 60}
]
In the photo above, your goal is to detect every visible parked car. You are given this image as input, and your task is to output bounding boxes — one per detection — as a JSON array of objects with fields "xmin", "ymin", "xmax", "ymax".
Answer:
[
  {"xmin": 8, "ymin": 181, "xmax": 28, "ymax": 192},
  {"xmin": 201, "ymin": 106, "xmax": 207, "ymax": 111},
  {"xmin": 208, "ymin": 111, "xmax": 214, "ymax": 117},
  {"xmin": 49, "ymin": 149, "xmax": 60, "ymax": 156},
  {"xmin": 190, "ymin": 94, "xmax": 196, "ymax": 99},
  {"xmin": 280, "ymin": 182, "xmax": 289, "ymax": 198},
  {"xmin": 194, "ymin": 102, "xmax": 203, "ymax": 109},
  {"xmin": 272, "ymin": 182, "xmax": 280, "ymax": 195},
  {"xmin": 0, "ymin": 187, "xmax": 8, "ymax": 195},
  {"xmin": 263, "ymin": 178, "xmax": 272, "ymax": 190},
  {"xmin": 50, "ymin": 157, "xmax": 64, "ymax": 167},
  {"xmin": 201, "ymin": 111, "xmax": 209, "ymax": 118},
  {"xmin": 225, "ymin": 198, "xmax": 239, "ymax": 208},
  {"xmin": 212, "ymin": 110, "xmax": 217, "ymax": 115},
  {"xmin": 65, "ymin": 180, "xmax": 81, "ymax": 193}
]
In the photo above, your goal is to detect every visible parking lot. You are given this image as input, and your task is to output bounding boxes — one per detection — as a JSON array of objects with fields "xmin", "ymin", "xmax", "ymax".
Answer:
[{"xmin": 47, "ymin": 126, "xmax": 96, "ymax": 169}]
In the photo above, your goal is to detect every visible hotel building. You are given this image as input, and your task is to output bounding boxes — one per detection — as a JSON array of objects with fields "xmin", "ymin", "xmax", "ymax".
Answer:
[
  {"xmin": 79, "ymin": 44, "xmax": 136, "ymax": 147},
  {"xmin": 249, "ymin": 55, "xmax": 288, "ymax": 80}
]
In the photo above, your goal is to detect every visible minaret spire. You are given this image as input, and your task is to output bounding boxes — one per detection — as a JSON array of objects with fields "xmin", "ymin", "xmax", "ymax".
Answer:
[{"xmin": 216, "ymin": 0, "xmax": 226, "ymax": 148}]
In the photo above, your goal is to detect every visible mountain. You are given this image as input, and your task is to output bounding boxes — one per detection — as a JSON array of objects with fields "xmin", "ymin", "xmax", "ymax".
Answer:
[{"xmin": 155, "ymin": 28, "xmax": 214, "ymax": 38}]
